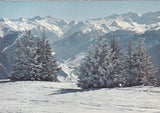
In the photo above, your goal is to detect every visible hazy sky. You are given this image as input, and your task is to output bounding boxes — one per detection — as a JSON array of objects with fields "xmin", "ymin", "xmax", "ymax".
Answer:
[{"xmin": 1, "ymin": 1, "xmax": 160, "ymax": 21}]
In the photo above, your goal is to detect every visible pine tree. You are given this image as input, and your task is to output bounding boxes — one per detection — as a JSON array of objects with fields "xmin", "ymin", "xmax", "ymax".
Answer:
[
  {"xmin": 109, "ymin": 36, "xmax": 125, "ymax": 87},
  {"xmin": 124, "ymin": 39, "xmax": 137, "ymax": 86},
  {"xmin": 36, "ymin": 33, "xmax": 59, "ymax": 81},
  {"xmin": 142, "ymin": 50, "xmax": 156, "ymax": 86},
  {"xmin": 134, "ymin": 38, "xmax": 156, "ymax": 86},
  {"xmin": 12, "ymin": 31, "xmax": 59, "ymax": 81},
  {"xmin": 22, "ymin": 31, "xmax": 37, "ymax": 80},
  {"xmin": 34, "ymin": 35, "xmax": 46, "ymax": 80},
  {"xmin": 77, "ymin": 36, "xmax": 115, "ymax": 89},
  {"xmin": 12, "ymin": 39, "xmax": 26, "ymax": 80},
  {"xmin": 12, "ymin": 31, "xmax": 37, "ymax": 80}
]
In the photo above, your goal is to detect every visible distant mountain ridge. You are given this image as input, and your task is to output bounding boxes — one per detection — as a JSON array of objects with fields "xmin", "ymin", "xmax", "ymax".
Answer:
[
  {"xmin": 0, "ymin": 11, "xmax": 160, "ymax": 79},
  {"xmin": 1, "ymin": 11, "xmax": 160, "ymax": 39}
]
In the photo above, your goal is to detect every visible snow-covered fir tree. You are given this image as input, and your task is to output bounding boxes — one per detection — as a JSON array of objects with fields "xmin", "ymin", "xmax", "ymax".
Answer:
[
  {"xmin": 78, "ymin": 35, "xmax": 122, "ymax": 89},
  {"xmin": 12, "ymin": 39, "xmax": 26, "ymax": 80},
  {"xmin": 124, "ymin": 39, "xmax": 137, "ymax": 86},
  {"xmin": 36, "ymin": 33, "xmax": 59, "ymax": 81},
  {"xmin": 22, "ymin": 31, "xmax": 37, "ymax": 80},
  {"xmin": 12, "ymin": 31, "xmax": 59, "ymax": 81},
  {"xmin": 12, "ymin": 31, "xmax": 37, "ymax": 80},
  {"xmin": 109, "ymin": 36, "xmax": 125, "ymax": 87},
  {"xmin": 142, "ymin": 50, "xmax": 156, "ymax": 86},
  {"xmin": 133, "ymin": 38, "xmax": 156, "ymax": 86}
]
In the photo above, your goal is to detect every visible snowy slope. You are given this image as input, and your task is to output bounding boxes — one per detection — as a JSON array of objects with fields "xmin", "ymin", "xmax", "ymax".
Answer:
[{"xmin": 0, "ymin": 81, "xmax": 160, "ymax": 113}]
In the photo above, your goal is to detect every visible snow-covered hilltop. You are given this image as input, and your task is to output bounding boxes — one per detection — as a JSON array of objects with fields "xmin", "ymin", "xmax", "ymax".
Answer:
[
  {"xmin": 0, "ymin": 11, "xmax": 160, "ymax": 79},
  {"xmin": 0, "ymin": 81, "xmax": 160, "ymax": 113}
]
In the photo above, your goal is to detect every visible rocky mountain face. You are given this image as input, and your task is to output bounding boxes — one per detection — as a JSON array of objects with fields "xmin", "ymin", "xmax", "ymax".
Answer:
[{"xmin": 0, "ymin": 11, "xmax": 160, "ymax": 79}]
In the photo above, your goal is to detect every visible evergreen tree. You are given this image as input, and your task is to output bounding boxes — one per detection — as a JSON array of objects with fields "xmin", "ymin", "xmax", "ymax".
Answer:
[
  {"xmin": 109, "ymin": 36, "xmax": 125, "ymax": 87},
  {"xmin": 78, "ymin": 36, "xmax": 116, "ymax": 89},
  {"xmin": 134, "ymin": 38, "xmax": 155, "ymax": 86},
  {"xmin": 36, "ymin": 33, "xmax": 59, "ymax": 81},
  {"xmin": 12, "ymin": 31, "xmax": 37, "ymax": 80},
  {"xmin": 21, "ymin": 31, "xmax": 37, "ymax": 80},
  {"xmin": 142, "ymin": 50, "xmax": 156, "ymax": 85},
  {"xmin": 34, "ymin": 35, "xmax": 46, "ymax": 80},
  {"xmin": 12, "ymin": 31, "xmax": 59, "ymax": 81},
  {"xmin": 12, "ymin": 39, "xmax": 26, "ymax": 80},
  {"xmin": 123, "ymin": 39, "xmax": 137, "ymax": 86},
  {"xmin": 134, "ymin": 38, "xmax": 144, "ymax": 85}
]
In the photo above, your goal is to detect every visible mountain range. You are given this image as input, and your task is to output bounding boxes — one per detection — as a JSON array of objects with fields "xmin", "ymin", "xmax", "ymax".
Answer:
[{"xmin": 0, "ymin": 11, "xmax": 160, "ymax": 79}]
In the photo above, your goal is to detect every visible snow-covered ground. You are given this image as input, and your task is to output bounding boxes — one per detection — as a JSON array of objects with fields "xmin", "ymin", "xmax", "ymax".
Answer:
[{"xmin": 0, "ymin": 80, "xmax": 160, "ymax": 113}]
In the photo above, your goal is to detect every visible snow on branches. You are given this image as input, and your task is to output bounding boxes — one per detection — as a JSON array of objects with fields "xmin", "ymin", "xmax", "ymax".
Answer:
[
  {"xmin": 78, "ymin": 36, "xmax": 157, "ymax": 89},
  {"xmin": 11, "ymin": 31, "xmax": 59, "ymax": 81}
]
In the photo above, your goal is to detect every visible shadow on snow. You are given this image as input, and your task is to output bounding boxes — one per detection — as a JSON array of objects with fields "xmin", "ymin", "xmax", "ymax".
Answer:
[{"xmin": 50, "ymin": 88, "xmax": 101, "ymax": 95}]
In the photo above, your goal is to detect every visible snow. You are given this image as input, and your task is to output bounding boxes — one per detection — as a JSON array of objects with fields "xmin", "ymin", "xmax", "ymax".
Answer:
[
  {"xmin": 58, "ymin": 52, "xmax": 86, "ymax": 82},
  {"xmin": 117, "ymin": 21, "xmax": 133, "ymax": 29},
  {"xmin": 131, "ymin": 22, "xmax": 147, "ymax": 33},
  {"xmin": 1, "ymin": 46, "xmax": 9, "ymax": 53},
  {"xmin": 34, "ymin": 19, "xmax": 63, "ymax": 37},
  {"xmin": 1, "ymin": 11, "xmax": 160, "ymax": 41},
  {"xmin": 0, "ymin": 80, "xmax": 160, "ymax": 113},
  {"xmin": 82, "ymin": 28, "xmax": 92, "ymax": 34},
  {"xmin": 51, "ymin": 51, "xmax": 55, "ymax": 55},
  {"xmin": 0, "ymin": 16, "xmax": 65, "ymax": 41},
  {"xmin": 1, "ymin": 33, "xmax": 24, "ymax": 53},
  {"xmin": 0, "ymin": 29, "xmax": 4, "ymax": 38}
]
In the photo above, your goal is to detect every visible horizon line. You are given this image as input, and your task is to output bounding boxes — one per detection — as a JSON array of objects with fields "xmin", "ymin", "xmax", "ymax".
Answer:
[{"xmin": 1, "ymin": 10, "xmax": 160, "ymax": 22}]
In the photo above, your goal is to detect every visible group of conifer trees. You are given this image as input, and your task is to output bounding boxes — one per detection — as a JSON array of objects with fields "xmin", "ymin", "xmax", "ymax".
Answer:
[
  {"xmin": 11, "ymin": 31, "xmax": 160, "ymax": 88},
  {"xmin": 11, "ymin": 31, "xmax": 59, "ymax": 81},
  {"xmin": 77, "ymin": 36, "xmax": 159, "ymax": 89}
]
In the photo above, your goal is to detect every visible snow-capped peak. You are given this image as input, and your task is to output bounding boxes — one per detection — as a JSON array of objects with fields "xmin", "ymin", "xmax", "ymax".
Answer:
[
  {"xmin": 32, "ymin": 16, "xmax": 43, "ymax": 20},
  {"xmin": 0, "ymin": 17, "xmax": 9, "ymax": 22},
  {"xmin": 122, "ymin": 11, "xmax": 139, "ymax": 17},
  {"xmin": 1, "ymin": 11, "xmax": 160, "ymax": 42},
  {"xmin": 18, "ymin": 17, "xmax": 27, "ymax": 22}
]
